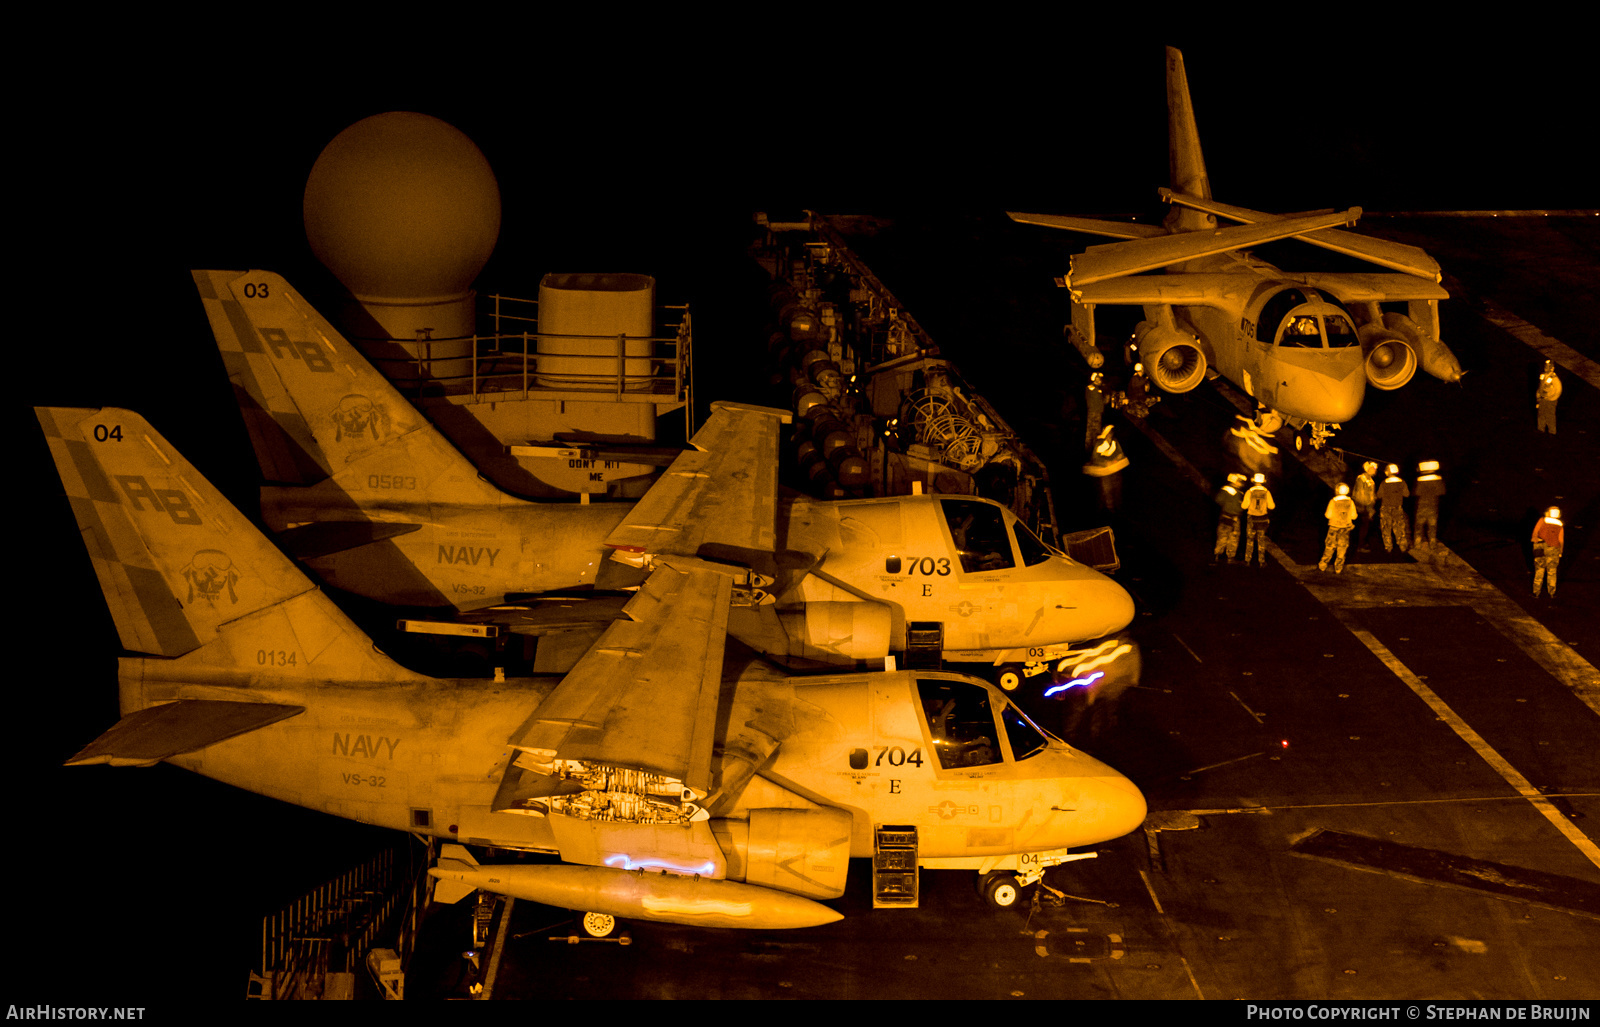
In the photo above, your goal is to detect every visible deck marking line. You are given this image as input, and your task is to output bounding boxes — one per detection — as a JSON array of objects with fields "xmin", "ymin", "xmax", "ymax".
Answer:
[
  {"xmin": 1172, "ymin": 632, "xmax": 1203, "ymax": 663},
  {"xmin": 1332, "ymin": 617, "xmax": 1600, "ymax": 872},
  {"xmin": 1138, "ymin": 870, "xmax": 1206, "ymax": 999},
  {"xmin": 1139, "ymin": 868, "xmax": 1166, "ymax": 914},
  {"xmin": 1442, "ymin": 273, "xmax": 1600, "ymax": 390},
  {"xmin": 1165, "ymin": 375, "xmax": 1600, "ymax": 716},
  {"xmin": 1290, "ymin": 828, "xmax": 1600, "ymax": 920},
  {"xmin": 1228, "ymin": 691, "xmax": 1265, "ymax": 724},
  {"xmin": 1129, "ymin": 413, "xmax": 1600, "ymax": 871}
]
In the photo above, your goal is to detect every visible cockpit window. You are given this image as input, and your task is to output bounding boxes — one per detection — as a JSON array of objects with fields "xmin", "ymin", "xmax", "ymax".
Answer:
[
  {"xmin": 1323, "ymin": 313, "xmax": 1358, "ymax": 347},
  {"xmin": 1279, "ymin": 314, "xmax": 1323, "ymax": 347},
  {"xmin": 1013, "ymin": 520, "xmax": 1055, "ymax": 567},
  {"xmin": 1255, "ymin": 288, "xmax": 1308, "ymax": 344},
  {"xmin": 1000, "ymin": 702, "xmax": 1048, "ymax": 761},
  {"xmin": 940, "ymin": 499, "xmax": 1016, "ymax": 573},
  {"xmin": 918, "ymin": 679, "xmax": 1003, "ymax": 769}
]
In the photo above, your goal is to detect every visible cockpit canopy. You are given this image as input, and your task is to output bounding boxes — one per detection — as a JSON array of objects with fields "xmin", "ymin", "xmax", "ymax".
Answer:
[
  {"xmin": 1254, "ymin": 287, "xmax": 1360, "ymax": 349},
  {"xmin": 937, "ymin": 498, "xmax": 1059, "ymax": 573},
  {"xmin": 917, "ymin": 677, "xmax": 1051, "ymax": 769}
]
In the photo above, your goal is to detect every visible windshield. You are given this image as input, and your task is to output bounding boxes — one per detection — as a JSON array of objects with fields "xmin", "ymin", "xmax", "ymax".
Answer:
[
  {"xmin": 1324, "ymin": 313, "xmax": 1359, "ymax": 347},
  {"xmin": 1000, "ymin": 701, "xmax": 1048, "ymax": 760},
  {"xmin": 1013, "ymin": 520, "xmax": 1055, "ymax": 567},
  {"xmin": 1279, "ymin": 314, "xmax": 1323, "ymax": 347},
  {"xmin": 940, "ymin": 499, "xmax": 1016, "ymax": 573},
  {"xmin": 918, "ymin": 679, "xmax": 1002, "ymax": 769}
]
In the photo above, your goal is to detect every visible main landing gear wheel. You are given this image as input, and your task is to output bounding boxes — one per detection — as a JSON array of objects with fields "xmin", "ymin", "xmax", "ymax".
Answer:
[
  {"xmin": 580, "ymin": 912, "xmax": 616, "ymax": 938},
  {"xmin": 996, "ymin": 664, "xmax": 1023, "ymax": 692},
  {"xmin": 979, "ymin": 871, "xmax": 1022, "ymax": 909}
]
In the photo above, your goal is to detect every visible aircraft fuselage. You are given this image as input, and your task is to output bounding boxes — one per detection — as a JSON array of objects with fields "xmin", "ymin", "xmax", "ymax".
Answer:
[
  {"xmin": 123, "ymin": 658, "xmax": 1145, "ymax": 866},
  {"xmin": 1163, "ymin": 255, "xmax": 1367, "ymax": 425},
  {"xmin": 269, "ymin": 487, "xmax": 1135, "ymax": 665}
]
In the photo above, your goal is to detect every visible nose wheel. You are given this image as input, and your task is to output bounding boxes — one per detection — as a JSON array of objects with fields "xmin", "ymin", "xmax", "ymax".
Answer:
[
  {"xmin": 977, "ymin": 871, "xmax": 1022, "ymax": 909},
  {"xmin": 580, "ymin": 912, "xmax": 617, "ymax": 938}
]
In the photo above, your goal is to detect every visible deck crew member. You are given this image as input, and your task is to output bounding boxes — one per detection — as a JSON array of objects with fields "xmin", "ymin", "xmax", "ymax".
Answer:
[
  {"xmin": 1083, "ymin": 425, "xmax": 1128, "ymax": 514},
  {"xmin": 1213, "ymin": 472, "xmax": 1246, "ymax": 564},
  {"xmin": 1413, "ymin": 460, "xmax": 1446, "ymax": 550},
  {"xmin": 1241, "ymin": 473, "xmax": 1275, "ymax": 567},
  {"xmin": 1532, "ymin": 507, "xmax": 1564, "ymax": 597},
  {"xmin": 1536, "ymin": 361, "xmax": 1562, "ymax": 434},
  {"xmin": 1320, "ymin": 483, "xmax": 1358, "ymax": 573},
  {"xmin": 1353, "ymin": 460, "xmax": 1378, "ymax": 550},
  {"xmin": 1084, "ymin": 371, "xmax": 1107, "ymax": 451},
  {"xmin": 1377, "ymin": 464, "xmax": 1410, "ymax": 554}
]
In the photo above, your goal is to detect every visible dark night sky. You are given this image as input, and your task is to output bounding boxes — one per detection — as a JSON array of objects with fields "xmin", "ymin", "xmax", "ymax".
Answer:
[{"xmin": 9, "ymin": 31, "xmax": 1592, "ymax": 1005}]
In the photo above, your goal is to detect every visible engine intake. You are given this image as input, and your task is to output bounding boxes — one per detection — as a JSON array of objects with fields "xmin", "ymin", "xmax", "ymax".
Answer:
[
  {"xmin": 1359, "ymin": 326, "xmax": 1418, "ymax": 391},
  {"xmin": 1134, "ymin": 321, "xmax": 1207, "ymax": 393}
]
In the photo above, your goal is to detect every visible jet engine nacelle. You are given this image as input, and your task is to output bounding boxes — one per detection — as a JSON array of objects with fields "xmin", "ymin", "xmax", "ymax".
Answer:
[
  {"xmin": 1358, "ymin": 323, "xmax": 1418, "ymax": 391},
  {"xmin": 1134, "ymin": 321, "xmax": 1207, "ymax": 393},
  {"xmin": 711, "ymin": 807, "xmax": 854, "ymax": 900},
  {"xmin": 779, "ymin": 601, "xmax": 891, "ymax": 661},
  {"xmin": 1382, "ymin": 312, "xmax": 1462, "ymax": 383}
]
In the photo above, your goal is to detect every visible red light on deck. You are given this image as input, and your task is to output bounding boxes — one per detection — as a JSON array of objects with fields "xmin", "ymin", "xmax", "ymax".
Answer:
[{"xmin": 1280, "ymin": 739, "xmax": 1290, "ymax": 750}]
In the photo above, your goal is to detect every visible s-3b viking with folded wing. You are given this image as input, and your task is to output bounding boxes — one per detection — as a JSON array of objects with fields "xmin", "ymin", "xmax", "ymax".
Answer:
[
  {"xmin": 39, "ymin": 404, "xmax": 1145, "ymax": 931},
  {"xmin": 1009, "ymin": 47, "xmax": 1462, "ymax": 450},
  {"xmin": 192, "ymin": 269, "xmax": 1135, "ymax": 680}
]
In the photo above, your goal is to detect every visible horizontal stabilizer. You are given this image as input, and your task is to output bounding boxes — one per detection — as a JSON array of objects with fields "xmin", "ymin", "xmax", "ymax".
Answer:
[
  {"xmin": 66, "ymin": 699, "xmax": 305, "ymax": 767},
  {"xmin": 276, "ymin": 520, "xmax": 422, "ymax": 560},
  {"xmin": 1006, "ymin": 212, "xmax": 1166, "ymax": 240},
  {"xmin": 1068, "ymin": 208, "xmax": 1363, "ymax": 288},
  {"xmin": 1160, "ymin": 190, "xmax": 1442, "ymax": 281}
]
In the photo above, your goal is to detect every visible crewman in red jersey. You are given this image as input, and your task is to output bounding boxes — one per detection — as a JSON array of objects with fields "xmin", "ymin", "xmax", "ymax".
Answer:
[{"xmin": 1531, "ymin": 507, "xmax": 1564, "ymax": 597}]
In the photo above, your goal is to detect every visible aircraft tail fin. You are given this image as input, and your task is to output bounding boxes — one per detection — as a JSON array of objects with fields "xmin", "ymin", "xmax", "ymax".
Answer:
[
  {"xmin": 38, "ymin": 406, "xmax": 423, "ymax": 680},
  {"xmin": 192, "ymin": 270, "xmax": 504, "ymax": 507},
  {"xmin": 1165, "ymin": 46, "xmax": 1214, "ymax": 231}
]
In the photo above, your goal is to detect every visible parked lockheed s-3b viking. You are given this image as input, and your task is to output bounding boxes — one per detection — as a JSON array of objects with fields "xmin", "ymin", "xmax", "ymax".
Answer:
[
  {"xmin": 192, "ymin": 269, "xmax": 1135, "ymax": 678},
  {"xmin": 1008, "ymin": 46, "xmax": 1462, "ymax": 450},
  {"xmin": 39, "ymin": 403, "xmax": 1146, "ymax": 930}
]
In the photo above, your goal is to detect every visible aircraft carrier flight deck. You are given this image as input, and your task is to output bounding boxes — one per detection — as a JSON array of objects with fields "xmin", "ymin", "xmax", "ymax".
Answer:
[{"xmin": 14, "ymin": 44, "xmax": 1598, "ymax": 1006}]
